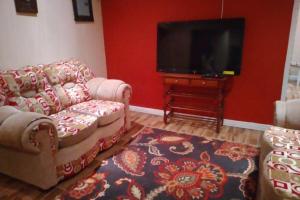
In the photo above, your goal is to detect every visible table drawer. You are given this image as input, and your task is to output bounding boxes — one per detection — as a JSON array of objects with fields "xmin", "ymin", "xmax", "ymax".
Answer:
[
  {"xmin": 190, "ymin": 79, "xmax": 218, "ymax": 88},
  {"xmin": 164, "ymin": 78, "xmax": 189, "ymax": 85}
]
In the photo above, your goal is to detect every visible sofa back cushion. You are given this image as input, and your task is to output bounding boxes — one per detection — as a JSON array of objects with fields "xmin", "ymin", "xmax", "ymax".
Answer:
[
  {"xmin": 0, "ymin": 66, "xmax": 65, "ymax": 115},
  {"xmin": 0, "ymin": 59, "xmax": 94, "ymax": 115},
  {"xmin": 0, "ymin": 67, "xmax": 56, "ymax": 115},
  {"xmin": 0, "ymin": 88, "xmax": 5, "ymax": 107},
  {"xmin": 0, "ymin": 69, "xmax": 37, "ymax": 97},
  {"xmin": 43, "ymin": 59, "xmax": 93, "ymax": 110}
]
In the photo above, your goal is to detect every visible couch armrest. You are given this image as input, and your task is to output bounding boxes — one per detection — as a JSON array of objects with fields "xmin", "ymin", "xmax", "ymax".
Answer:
[
  {"xmin": 274, "ymin": 100, "xmax": 286, "ymax": 127},
  {"xmin": 87, "ymin": 77, "xmax": 132, "ymax": 107},
  {"xmin": 0, "ymin": 106, "xmax": 58, "ymax": 154},
  {"xmin": 87, "ymin": 77, "xmax": 132, "ymax": 130}
]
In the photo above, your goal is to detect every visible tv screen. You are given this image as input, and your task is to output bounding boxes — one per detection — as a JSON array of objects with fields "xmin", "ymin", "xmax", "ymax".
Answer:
[{"xmin": 157, "ymin": 18, "xmax": 245, "ymax": 76}]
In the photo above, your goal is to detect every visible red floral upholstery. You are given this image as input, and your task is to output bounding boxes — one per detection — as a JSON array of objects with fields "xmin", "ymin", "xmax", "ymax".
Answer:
[
  {"xmin": 50, "ymin": 110, "xmax": 98, "ymax": 147},
  {"xmin": 43, "ymin": 59, "xmax": 93, "ymax": 110},
  {"xmin": 43, "ymin": 64, "xmax": 77, "ymax": 85},
  {"xmin": 0, "ymin": 67, "xmax": 54, "ymax": 115},
  {"xmin": 0, "ymin": 60, "xmax": 94, "ymax": 115},
  {"xmin": 68, "ymin": 99, "xmax": 125, "ymax": 126},
  {"xmin": 259, "ymin": 126, "xmax": 300, "ymax": 200},
  {"xmin": 7, "ymin": 95, "xmax": 51, "ymax": 115},
  {"xmin": 39, "ymin": 85, "xmax": 63, "ymax": 114},
  {"xmin": 0, "ymin": 69, "xmax": 38, "ymax": 97},
  {"xmin": 52, "ymin": 85, "xmax": 72, "ymax": 109},
  {"xmin": 64, "ymin": 59, "xmax": 94, "ymax": 83},
  {"xmin": 261, "ymin": 150, "xmax": 300, "ymax": 199},
  {"xmin": 33, "ymin": 66, "xmax": 63, "ymax": 114},
  {"xmin": 56, "ymin": 126, "xmax": 125, "ymax": 179},
  {"xmin": 0, "ymin": 88, "xmax": 5, "ymax": 106},
  {"xmin": 64, "ymin": 83, "xmax": 91, "ymax": 105}
]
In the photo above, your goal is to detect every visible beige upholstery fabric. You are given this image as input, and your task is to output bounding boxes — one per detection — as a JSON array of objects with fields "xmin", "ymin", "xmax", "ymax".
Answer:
[
  {"xmin": 0, "ymin": 128, "xmax": 58, "ymax": 190},
  {"xmin": 85, "ymin": 77, "xmax": 106, "ymax": 97},
  {"xmin": 87, "ymin": 78, "xmax": 131, "ymax": 102},
  {"xmin": 0, "ymin": 108, "xmax": 58, "ymax": 189},
  {"xmin": 0, "ymin": 106, "xmax": 57, "ymax": 153},
  {"xmin": 88, "ymin": 79, "xmax": 126, "ymax": 101},
  {"xmin": 275, "ymin": 99, "xmax": 300, "ymax": 130},
  {"xmin": 0, "ymin": 106, "xmax": 20, "ymax": 124}
]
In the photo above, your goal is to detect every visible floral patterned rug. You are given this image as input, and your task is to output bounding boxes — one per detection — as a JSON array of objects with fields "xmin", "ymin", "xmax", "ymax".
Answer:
[{"xmin": 56, "ymin": 127, "xmax": 259, "ymax": 200}]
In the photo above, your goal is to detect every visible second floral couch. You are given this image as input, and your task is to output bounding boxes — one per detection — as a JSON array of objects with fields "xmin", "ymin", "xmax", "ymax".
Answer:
[
  {"xmin": 0, "ymin": 59, "xmax": 131, "ymax": 189},
  {"xmin": 257, "ymin": 99, "xmax": 300, "ymax": 199}
]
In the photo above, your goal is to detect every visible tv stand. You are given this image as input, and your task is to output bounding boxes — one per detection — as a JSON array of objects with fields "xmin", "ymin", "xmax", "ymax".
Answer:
[{"xmin": 161, "ymin": 73, "xmax": 228, "ymax": 133}]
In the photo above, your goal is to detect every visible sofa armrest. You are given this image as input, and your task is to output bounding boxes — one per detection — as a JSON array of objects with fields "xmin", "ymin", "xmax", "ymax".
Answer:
[
  {"xmin": 274, "ymin": 100, "xmax": 286, "ymax": 127},
  {"xmin": 0, "ymin": 106, "xmax": 58, "ymax": 154},
  {"xmin": 87, "ymin": 77, "xmax": 132, "ymax": 107}
]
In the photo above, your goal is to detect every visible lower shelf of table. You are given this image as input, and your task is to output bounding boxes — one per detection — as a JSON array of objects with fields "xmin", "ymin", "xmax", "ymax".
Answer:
[
  {"xmin": 167, "ymin": 104, "xmax": 219, "ymax": 115},
  {"xmin": 163, "ymin": 107, "xmax": 223, "ymax": 133}
]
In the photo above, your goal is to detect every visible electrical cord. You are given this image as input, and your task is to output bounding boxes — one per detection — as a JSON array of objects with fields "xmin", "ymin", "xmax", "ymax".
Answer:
[{"xmin": 221, "ymin": 0, "xmax": 224, "ymax": 19}]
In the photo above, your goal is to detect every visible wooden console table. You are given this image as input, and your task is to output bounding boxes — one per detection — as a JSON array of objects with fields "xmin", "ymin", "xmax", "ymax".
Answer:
[{"xmin": 162, "ymin": 73, "xmax": 228, "ymax": 133}]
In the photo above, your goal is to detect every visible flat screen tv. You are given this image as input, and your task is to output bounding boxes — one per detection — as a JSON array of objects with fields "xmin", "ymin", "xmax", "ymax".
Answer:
[{"xmin": 157, "ymin": 18, "xmax": 245, "ymax": 76}]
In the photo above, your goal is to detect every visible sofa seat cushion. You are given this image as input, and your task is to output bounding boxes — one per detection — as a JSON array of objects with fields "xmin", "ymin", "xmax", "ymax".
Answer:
[
  {"xmin": 50, "ymin": 110, "xmax": 98, "ymax": 148},
  {"xmin": 68, "ymin": 100, "xmax": 125, "ymax": 126}
]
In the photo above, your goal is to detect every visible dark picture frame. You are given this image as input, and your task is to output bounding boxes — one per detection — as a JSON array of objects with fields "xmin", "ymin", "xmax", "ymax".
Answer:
[
  {"xmin": 14, "ymin": 0, "xmax": 38, "ymax": 14},
  {"xmin": 72, "ymin": 0, "xmax": 94, "ymax": 22}
]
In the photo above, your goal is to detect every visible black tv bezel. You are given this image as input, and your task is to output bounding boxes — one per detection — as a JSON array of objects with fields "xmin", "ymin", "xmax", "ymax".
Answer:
[{"xmin": 156, "ymin": 17, "xmax": 245, "ymax": 76}]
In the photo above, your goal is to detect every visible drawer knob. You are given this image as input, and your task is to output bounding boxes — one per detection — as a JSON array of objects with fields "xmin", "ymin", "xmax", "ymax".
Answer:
[
  {"xmin": 202, "ymin": 81, "xmax": 206, "ymax": 85},
  {"xmin": 175, "ymin": 80, "xmax": 178, "ymax": 83}
]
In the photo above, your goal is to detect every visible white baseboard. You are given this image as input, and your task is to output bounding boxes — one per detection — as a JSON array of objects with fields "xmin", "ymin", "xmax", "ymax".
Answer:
[{"xmin": 130, "ymin": 105, "xmax": 271, "ymax": 131}]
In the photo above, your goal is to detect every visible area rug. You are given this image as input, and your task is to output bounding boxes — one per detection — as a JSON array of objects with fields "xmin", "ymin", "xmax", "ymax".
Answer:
[{"xmin": 56, "ymin": 127, "xmax": 260, "ymax": 200}]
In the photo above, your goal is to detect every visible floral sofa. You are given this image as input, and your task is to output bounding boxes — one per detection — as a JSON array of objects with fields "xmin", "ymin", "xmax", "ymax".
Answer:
[{"xmin": 0, "ymin": 59, "xmax": 131, "ymax": 189}]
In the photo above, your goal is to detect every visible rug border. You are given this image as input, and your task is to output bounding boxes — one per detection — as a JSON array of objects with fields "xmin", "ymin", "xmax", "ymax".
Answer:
[{"xmin": 137, "ymin": 125, "xmax": 260, "ymax": 148}]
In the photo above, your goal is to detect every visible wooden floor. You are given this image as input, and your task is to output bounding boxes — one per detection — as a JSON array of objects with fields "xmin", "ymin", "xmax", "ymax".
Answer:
[
  {"xmin": 131, "ymin": 111, "xmax": 262, "ymax": 147},
  {"xmin": 0, "ymin": 111, "xmax": 262, "ymax": 200}
]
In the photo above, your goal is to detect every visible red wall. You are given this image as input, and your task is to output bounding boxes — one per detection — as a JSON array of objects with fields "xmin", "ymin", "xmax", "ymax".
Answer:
[{"xmin": 101, "ymin": 0, "xmax": 293, "ymax": 124}]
